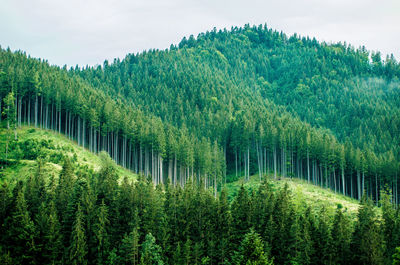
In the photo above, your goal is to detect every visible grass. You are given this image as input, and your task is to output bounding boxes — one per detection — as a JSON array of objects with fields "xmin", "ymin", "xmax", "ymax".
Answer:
[
  {"xmin": 0, "ymin": 126, "xmax": 137, "ymax": 183},
  {"xmin": 1, "ymin": 126, "xmax": 369, "ymax": 219},
  {"xmin": 224, "ymin": 174, "xmax": 362, "ymax": 219}
]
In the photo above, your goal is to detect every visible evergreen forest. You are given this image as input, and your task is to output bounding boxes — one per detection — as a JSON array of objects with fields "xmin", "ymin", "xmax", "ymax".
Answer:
[{"xmin": 1, "ymin": 24, "xmax": 400, "ymax": 264}]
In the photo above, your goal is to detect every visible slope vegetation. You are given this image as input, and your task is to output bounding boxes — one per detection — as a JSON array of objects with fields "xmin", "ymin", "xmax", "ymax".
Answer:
[
  {"xmin": 1, "ymin": 24, "xmax": 399, "ymax": 204},
  {"xmin": 0, "ymin": 126, "xmax": 136, "ymax": 183}
]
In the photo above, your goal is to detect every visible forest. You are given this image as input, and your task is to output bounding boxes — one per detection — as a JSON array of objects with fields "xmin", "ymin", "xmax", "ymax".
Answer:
[
  {"xmin": 0, "ymin": 154, "xmax": 399, "ymax": 265},
  {"xmin": 1, "ymin": 25, "xmax": 400, "ymax": 202},
  {"xmin": 1, "ymin": 24, "xmax": 400, "ymax": 264}
]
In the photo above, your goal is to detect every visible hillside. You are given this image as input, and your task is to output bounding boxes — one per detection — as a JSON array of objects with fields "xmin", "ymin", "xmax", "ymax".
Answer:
[
  {"xmin": 225, "ymin": 175, "xmax": 361, "ymax": 218},
  {"xmin": 0, "ymin": 126, "xmax": 360, "ymax": 217},
  {"xmin": 0, "ymin": 125, "xmax": 389, "ymax": 265},
  {"xmin": 60, "ymin": 25, "xmax": 400, "ymax": 202},
  {"xmin": 1, "ymin": 23, "xmax": 400, "ymax": 264},
  {"xmin": 1, "ymin": 29, "xmax": 400, "ymax": 205},
  {"xmin": 0, "ymin": 126, "xmax": 136, "ymax": 184}
]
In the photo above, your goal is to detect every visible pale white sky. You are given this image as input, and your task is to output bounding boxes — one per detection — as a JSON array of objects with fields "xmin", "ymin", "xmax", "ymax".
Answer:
[{"xmin": 1, "ymin": 0, "xmax": 399, "ymax": 67}]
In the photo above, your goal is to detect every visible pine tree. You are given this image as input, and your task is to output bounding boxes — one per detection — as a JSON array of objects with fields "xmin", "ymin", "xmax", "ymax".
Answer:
[
  {"xmin": 351, "ymin": 197, "xmax": 385, "ymax": 265},
  {"xmin": 94, "ymin": 200, "xmax": 110, "ymax": 265},
  {"xmin": 119, "ymin": 226, "xmax": 140, "ymax": 265},
  {"xmin": 69, "ymin": 203, "xmax": 88, "ymax": 265},
  {"xmin": 270, "ymin": 183, "xmax": 294, "ymax": 264},
  {"xmin": 232, "ymin": 229, "xmax": 273, "ymax": 265},
  {"xmin": 2, "ymin": 92, "xmax": 16, "ymax": 159},
  {"xmin": 140, "ymin": 233, "xmax": 163, "ymax": 265},
  {"xmin": 231, "ymin": 185, "xmax": 251, "ymax": 250},
  {"xmin": 214, "ymin": 189, "xmax": 232, "ymax": 264},
  {"xmin": 381, "ymin": 191, "xmax": 400, "ymax": 262},
  {"xmin": 44, "ymin": 201, "xmax": 63, "ymax": 264},
  {"xmin": 6, "ymin": 189, "xmax": 37, "ymax": 264},
  {"xmin": 330, "ymin": 206, "xmax": 351, "ymax": 265}
]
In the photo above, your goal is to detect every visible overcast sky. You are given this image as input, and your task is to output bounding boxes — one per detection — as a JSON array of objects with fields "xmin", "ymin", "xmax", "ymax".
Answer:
[{"xmin": 1, "ymin": 0, "xmax": 399, "ymax": 67}]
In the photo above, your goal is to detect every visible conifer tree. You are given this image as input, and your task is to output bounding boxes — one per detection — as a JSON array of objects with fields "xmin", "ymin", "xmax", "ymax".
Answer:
[
  {"xmin": 140, "ymin": 233, "xmax": 163, "ymax": 265},
  {"xmin": 69, "ymin": 203, "xmax": 88, "ymax": 265},
  {"xmin": 381, "ymin": 192, "xmax": 400, "ymax": 262},
  {"xmin": 232, "ymin": 229, "xmax": 273, "ymax": 265},
  {"xmin": 119, "ymin": 227, "xmax": 140, "ymax": 265},
  {"xmin": 231, "ymin": 185, "xmax": 251, "ymax": 250},
  {"xmin": 6, "ymin": 189, "xmax": 37, "ymax": 264},
  {"xmin": 330, "ymin": 206, "xmax": 351, "ymax": 264},
  {"xmin": 94, "ymin": 200, "xmax": 110, "ymax": 265},
  {"xmin": 351, "ymin": 197, "xmax": 385, "ymax": 265},
  {"xmin": 2, "ymin": 92, "xmax": 16, "ymax": 159}
]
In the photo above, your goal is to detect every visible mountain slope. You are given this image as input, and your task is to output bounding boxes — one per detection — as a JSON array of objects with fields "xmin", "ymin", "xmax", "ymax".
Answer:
[
  {"xmin": 76, "ymin": 25, "xmax": 400, "ymax": 157},
  {"xmin": 0, "ymin": 126, "xmax": 136, "ymax": 183},
  {"xmin": 1, "ymin": 24, "xmax": 399, "ymax": 204},
  {"xmin": 0, "ymin": 125, "xmax": 360, "ymax": 218}
]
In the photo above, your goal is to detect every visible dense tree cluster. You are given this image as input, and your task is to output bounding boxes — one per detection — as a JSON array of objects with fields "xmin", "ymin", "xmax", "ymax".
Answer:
[
  {"xmin": 75, "ymin": 24, "xmax": 400, "ymax": 202},
  {"xmin": 1, "ymin": 156, "xmax": 399, "ymax": 264},
  {"xmin": 1, "ymin": 23, "xmax": 400, "ymax": 204},
  {"xmin": 0, "ymin": 49, "xmax": 225, "ymax": 193}
]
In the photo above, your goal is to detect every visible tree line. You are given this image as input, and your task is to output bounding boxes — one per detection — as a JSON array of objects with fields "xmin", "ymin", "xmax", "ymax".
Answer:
[
  {"xmin": 1, "ymin": 155, "xmax": 399, "ymax": 264},
  {"xmin": 0, "ymin": 48, "xmax": 225, "ymax": 194},
  {"xmin": 74, "ymin": 25, "xmax": 400, "ymax": 202},
  {"xmin": 1, "ymin": 23, "xmax": 400, "ymax": 204}
]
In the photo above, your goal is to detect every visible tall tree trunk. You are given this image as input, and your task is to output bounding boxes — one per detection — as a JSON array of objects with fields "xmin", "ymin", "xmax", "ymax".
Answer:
[
  {"xmin": 235, "ymin": 149, "xmax": 238, "ymax": 178},
  {"xmin": 273, "ymin": 146, "xmax": 277, "ymax": 179},
  {"xmin": 34, "ymin": 95, "xmax": 38, "ymax": 127},
  {"xmin": 307, "ymin": 149, "xmax": 310, "ymax": 183},
  {"xmin": 247, "ymin": 147, "xmax": 250, "ymax": 181},
  {"xmin": 333, "ymin": 167, "xmax": 337, "ymax": 194},
  {"xmin": 357, "ymin": 170, "xmax": 361, "ymax": 200},
  {"xmin": 362, "ymin": 171, "xmax": 365, "ymax": 197},
  {"xmin": 256, "ymin": 142, "xmax": 261, "ymax": 181},
  {"xmin": 342, "ymin": 166, "xmax": 345, "ymax": 195},
  {"xmin": 174, "ymin": 154, "xmax": 177, "ymax": 186}
]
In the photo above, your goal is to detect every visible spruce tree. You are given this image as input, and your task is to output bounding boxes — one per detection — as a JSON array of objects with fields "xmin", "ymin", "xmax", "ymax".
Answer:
[
  {"xmin": 231, "ymin": 185, "xmax": 251, "ymax": 250},
  {"xmin": 6, "ymin": 189, "xmax": 37, "ymax": 264},
  {"xmin": 232, "ymin": 229, "xmax": 273, "ymax": 265},
  {"xmin": 330, "ymin": 206, "xmax": 351, "ymax": 265},
  {"xmin": 119, "ymin": 226, "xmax": 140, "ymax": 265},
  {"xmin": 351, "ymin": 197, "xmax": 385, "ymax": 265},
  {"xmin": 94, "ymin": 200, "xmax": 110, "ymax": 265},
  {"xmin": 140, "ymin": 233, "xmax": 163, "ymax": 265},
  {"xmin": 69, "ymin": 203, "xmax": 88, "ymax": 265}
]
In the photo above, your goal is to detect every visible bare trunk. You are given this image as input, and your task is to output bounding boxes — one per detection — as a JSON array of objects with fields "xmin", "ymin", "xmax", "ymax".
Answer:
[
  {"xmin": 333, "ymin": 167, "xmax": 337, "ymax": 194},
  {"xmin": 307, "ymin": 149, "xmax": 310, "ymax": 183},
  {"xmin": 342, "ymin": 166, "xmax": 345, "ymax": 195},
  {"xmin": 273, "ymin": 146, "xmax": 277, "ymax": 179}
]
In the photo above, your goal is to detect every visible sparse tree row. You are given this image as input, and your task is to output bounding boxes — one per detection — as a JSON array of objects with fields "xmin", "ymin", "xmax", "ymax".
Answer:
[
  {"xmin": 229, "ymin": 106, "xmax": 400, "ymax": 204},
  {"xmin": 0, "ymin": 48, "xmax": 225, "ymax": 193},
  {"xmin": 0, "ymin": 156, "xmax": 399, "ymax": 264}
]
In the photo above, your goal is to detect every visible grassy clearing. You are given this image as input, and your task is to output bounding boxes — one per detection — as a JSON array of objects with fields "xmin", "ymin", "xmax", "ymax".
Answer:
[
  {"xmin": 224, "ymin": 174, "xmax": 361, "ymax": 219},
  {"xmin": 0, "ymin": 126, "xmax": 137, "ymax": 183},
  {"xmin": 1, "ymin": 126, "xmax": 367, "ymax": 219}
]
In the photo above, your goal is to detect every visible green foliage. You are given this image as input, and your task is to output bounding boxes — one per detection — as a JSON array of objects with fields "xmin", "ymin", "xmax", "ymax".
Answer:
[
  {"xmin": 0, "ymin": 156, "xmax": 396, "ymax": 264},
  {"xmin": 140, "ymin": 233, "xmax": 163, "ymax": 265},
  {"xmin": 1, "ymin": 23, "xmax": 399, "ymax": 265},
  {"xmin": 393, "ymin": 247, "xmax": 400, "ymax": 265},
  {"xmin": 69, "ymin": 203, "xmax": 88, "ymax": 265},
  {"xmin": 351, "ymin": 197, "xmax": 385, "ymax": 265},
  {"xmin": 233, "ymin": 229, "xmax": 273, "ymax": 265}
]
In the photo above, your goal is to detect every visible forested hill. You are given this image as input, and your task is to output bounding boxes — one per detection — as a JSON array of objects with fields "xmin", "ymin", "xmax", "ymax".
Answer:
[
  {"xmin": 76, "ymin": 24, "xmax": 400, "ymax": 157},
  {"xmin": 75, "ymin": 25, "xmax": 400, "ymax": 200},
  {"xmin": 1, "ymin": 24, "xmax": 400, "ymax": 203}
]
